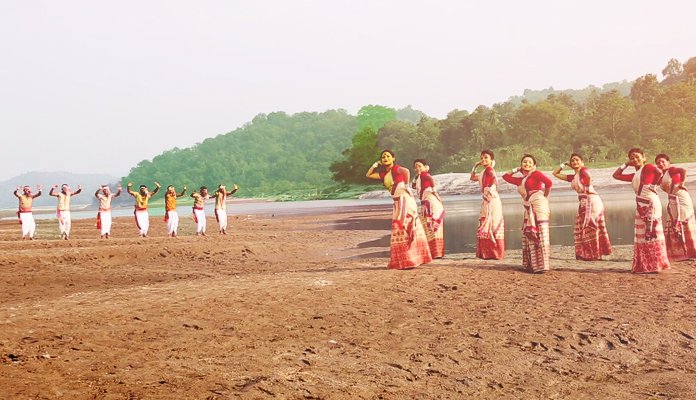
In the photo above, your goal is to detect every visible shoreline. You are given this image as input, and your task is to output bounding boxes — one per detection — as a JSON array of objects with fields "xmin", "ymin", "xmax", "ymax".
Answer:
[
  {"xmin": 0, "ymin": 189, "xmax": 638, "ymax": 222},
  {"xmin": 2, "ymin": 209, "xmax": 696, "ymax": 398}
]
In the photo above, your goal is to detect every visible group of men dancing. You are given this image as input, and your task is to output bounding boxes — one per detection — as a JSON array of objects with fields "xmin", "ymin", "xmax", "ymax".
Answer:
[{"xmin": 11, "ymin": 182, "xmax": 238, "ymax": 240}]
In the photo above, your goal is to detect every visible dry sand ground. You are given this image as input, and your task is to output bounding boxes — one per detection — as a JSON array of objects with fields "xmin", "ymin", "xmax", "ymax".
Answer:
[{"xmin": 1, "ymin": 210, "xmax": 696, "ymax": 399}]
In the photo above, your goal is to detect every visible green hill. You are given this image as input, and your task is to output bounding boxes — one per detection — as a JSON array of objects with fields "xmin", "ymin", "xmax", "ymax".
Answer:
[
  {"xmin": 123, "ymin": 110, "xmax": 357, "ymax": 199},
  {"xmin": 124, "ymin": 56, "xmax": 696, "ymax": 200}
]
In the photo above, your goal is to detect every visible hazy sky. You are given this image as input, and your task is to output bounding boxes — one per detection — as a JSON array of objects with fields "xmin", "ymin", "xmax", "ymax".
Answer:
[{"xmin": 1, "ymin": 0, "xmax": 694, "ymax": 181}]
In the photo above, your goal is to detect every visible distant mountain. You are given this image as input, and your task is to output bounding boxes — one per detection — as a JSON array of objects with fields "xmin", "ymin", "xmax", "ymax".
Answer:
[{"xmin": 0, "ymin": 171, "xmax": 119, "ymax": 208}]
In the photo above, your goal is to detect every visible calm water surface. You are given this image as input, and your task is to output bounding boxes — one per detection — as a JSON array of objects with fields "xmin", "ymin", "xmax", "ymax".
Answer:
[
  {"xmin": 443, "ymin": 192, "xmax": 638, "ymax": 253},
  {"xmin": 328, "ymin": 191, "xmax": 681, "ymax": 254}
]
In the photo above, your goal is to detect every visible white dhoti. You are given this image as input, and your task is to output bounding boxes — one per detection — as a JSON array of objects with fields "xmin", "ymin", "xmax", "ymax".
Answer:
[
  {"xmin": 193, "ymin": 208, "xmax": 206, "ymax": 234},
  {"xmin": 135, "ymin": 209, "xmax": 150, "ymax": 236},
  {"xmin": 215, "ymin": 209, "xmax": 228, "ymax": 231},
  {"xmin": 166, "ymin": 210, "xmax": 179, "ymax": 235},
  {"xmin": 57, "ymin": 210, "xmax": 71, "ymax": 237},
  {"xmin": 98, "ymin": 210, "xmax": 112, "ymax": 236},
  {"xmin": 19, "ymin": 211, "xmax": 36, "ymax": 239}
]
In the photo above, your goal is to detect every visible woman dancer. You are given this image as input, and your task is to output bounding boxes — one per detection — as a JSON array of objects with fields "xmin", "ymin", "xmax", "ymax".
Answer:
[
  {"xmin": 655, "ymin": 154, "xmax": 696, "ymax": 261},
  {"xmin": 552, "ymin": 153, "xmax": 612, "ymax": 260},
  {"xmin": 366, "ymin": 150, "xmax": 432, "ymax": 269},
  {"xmin": 470, "ymin": 150, "xmax": 505, "ymax": 260},
  {"xmin": 413, "ymin": 159, "xmax": 445, "ymax": 258},
  {"xmin": 502, "ymin": 154, "xmax": 552, "ymax": 273},
  {"xmin": 612, "ymin": 148, "xmax": 670, "ymax": 273}
]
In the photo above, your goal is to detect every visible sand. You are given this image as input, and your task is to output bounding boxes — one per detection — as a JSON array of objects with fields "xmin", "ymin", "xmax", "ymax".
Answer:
[{"xmin": 1, "ymin": 210, "xmax": 696, "ymax": 399}]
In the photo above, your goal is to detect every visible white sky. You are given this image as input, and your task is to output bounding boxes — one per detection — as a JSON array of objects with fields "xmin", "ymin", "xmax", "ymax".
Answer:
[{"xmin": 1, "ymin": 0, "xmax": 694, "ymax": 181}]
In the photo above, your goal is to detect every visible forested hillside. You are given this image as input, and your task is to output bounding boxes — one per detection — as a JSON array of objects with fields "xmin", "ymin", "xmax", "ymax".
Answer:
[
  {"xmin": 123, "ymin": 110, "xmax": 357, "ymax": 198},
  {"xmin": 331, "ymin": 56, "xmax": 696, "ymax": 180},
  {"xmin": 123, "ymin": 56, "xmax": 696, "ymax": 199}
]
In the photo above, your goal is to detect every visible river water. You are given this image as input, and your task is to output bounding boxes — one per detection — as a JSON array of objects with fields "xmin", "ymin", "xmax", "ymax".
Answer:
[{"xmin": 324, "ymin": 191, "xmax": 671, "ymax": 254}]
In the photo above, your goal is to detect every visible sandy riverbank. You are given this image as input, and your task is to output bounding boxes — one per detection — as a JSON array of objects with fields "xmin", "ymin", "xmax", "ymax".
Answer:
[{"xmin": 1, "ymin": 211, "xmax": 696, "ymax": 399}]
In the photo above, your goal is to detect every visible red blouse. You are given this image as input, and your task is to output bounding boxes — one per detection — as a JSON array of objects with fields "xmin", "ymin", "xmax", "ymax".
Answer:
[
  {"xmin": 418, "ymin": 172, "xmax": 435, "ymax": 197},
  {"xmin": 614, "ymin": 164, "xmax": 662, "ymax": 184},
  {"xmin": 666, "ymin": 166, "xmax": 686, "ymax": 184},
  {"xmin": 503, "ymin": 170, "xmax": 552, "ymax": 191},
  {"xmin": 480, "ymin": 166, "xmax": 497, "ymax": 189},
  {"xmin": 379, "ymin": 164, "xmax": 408, "ymax": 193},
  {"xmin": 564, "ymin": 167, "xmax": 591, "ymax": 186},
  {"xmin": 419, "ymin": 172, "xmax": 434, "ymax": 189}
]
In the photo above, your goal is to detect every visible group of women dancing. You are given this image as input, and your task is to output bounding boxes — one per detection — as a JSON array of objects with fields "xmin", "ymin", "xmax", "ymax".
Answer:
[{"xmin": 367, "ymin": 148, "xmax": 696, "ymax": 274}]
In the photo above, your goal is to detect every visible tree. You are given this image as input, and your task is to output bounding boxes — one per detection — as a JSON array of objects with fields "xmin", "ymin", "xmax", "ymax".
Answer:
[
  {"xmin": 329, "ymin": 126, "xmax": 382, "ymax": 183},
  {"xmin": 510, "ymin": 99, "xmax": 575, "ymax": 157},
  {"xmin": 588, "ymin": 90, "xmax": 634, "ymax": 147},
  {"xmin": 468, "ymin": 105, "xmax": 506, "ymax": 150},
  {"xmin": 356, "ymin": 105, "xmax": 397, "ymax": 131},
  {"xmin": 329, "ymin": 105, "xmax": 397, "ymax": 184},
  {"xmin": 396, "ymin": 105, "xmax": 427, "ymax": 124},
  {"xmin": 684, "ymin": 57, "xmax": 696, "ymax": 85},
  {"xmin": 438, "ymin": 110, "xmax": 471, "ymax": 157},
  {"xmin": 662, "ymin": 58, "xmax": 683, "ymax": 79},
  {"xmin": 630, "ymin": 74, "xmax": 662, "ymax": 105}
]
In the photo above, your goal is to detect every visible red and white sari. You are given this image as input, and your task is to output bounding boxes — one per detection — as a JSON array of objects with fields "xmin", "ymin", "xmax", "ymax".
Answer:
[
  {"xmin": 631, "ymin": 167, "xmax": 670, "ymax": 273},
  {"xmin": 659, "ymin": 170, "xmax": 696, "ymax": 261},
  {"xmin": 415, "ymin": 172, "xmax": 445, "ymax": 259},
  {"xmin": 518, "ymin": 179, "xmax": 551, "ymax": 273},
  {"xmin": 382, "ymin": 166, "xmax": 432, "ymax": 269},
  {"xmin": 476, "ymin": 167, "xmax": 505, "ymax": 259},
  {"xmin": 568, "ymin": 169, "xmax": 612, "ymax": 260}
]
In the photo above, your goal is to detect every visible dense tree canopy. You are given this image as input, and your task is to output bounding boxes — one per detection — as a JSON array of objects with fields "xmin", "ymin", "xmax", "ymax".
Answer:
[
  {"xmin": 330, "ymin": 56, "xmax": 696, "ymax": 176},
  {"xmin": 329, "ymin": 105, "xmax": 397, "ymax": 183},
  {"xmin": 123, "ymin": 56, "xmax": 696, "ymax": 199},
  {"xmin": 123, "ymin": 110, "xmax": 357, "ymax": 197}
]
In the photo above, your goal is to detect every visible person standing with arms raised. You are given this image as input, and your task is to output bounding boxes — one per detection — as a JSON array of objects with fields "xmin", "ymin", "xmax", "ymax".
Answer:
[
  {"xmin": 212, "ymin": 184, "xmax": 238, "ymax": 235},
  {"xmin": 14, "ymin": 185, "xmax": 42, "ymax": 240},
  {"xmin": 49, "ymin": 183, "xmax": 82, "ymax": 240},
  {"xmin": 191, "ymin": 186, "xmax": 211, "ymax": 236},
  {"xmin": 95, "ymin": 185, "xmax": 122, "ymax": 239},
  {"xmin": 127, "ymin": 182, "xmax": 161, "ymax": 238},
  {"xmin": 164, "ymin": 185, "xmax": 187, "ymax": 237}
]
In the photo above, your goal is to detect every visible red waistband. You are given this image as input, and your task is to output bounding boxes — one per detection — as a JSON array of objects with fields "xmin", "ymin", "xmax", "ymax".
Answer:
[
  {"xmin": 193, "ymin": 206, "xmax": 204, "ymax": 210},
  {"xmin": 135, "ymin": 207, "xmax": 147, "ymax": 211}
]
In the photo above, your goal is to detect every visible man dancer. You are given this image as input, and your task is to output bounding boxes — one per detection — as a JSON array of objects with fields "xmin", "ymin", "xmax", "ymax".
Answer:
[
  {"xmin": 14, "ymin": 185, "xmax": 42, "ymax": 240},
  {"xmin": 49, "ymin": 184, "xmax": 82, "ymax": 240},
  {"xmin": 190, "ymin": 186, "xmax": 210, "ymax": 236},
  {"xmin": 164, "ymin": 185, "xmax": 187, "ymax": 237},
  {"xmin": 127, "ymin": 182, "xmax": 161, "ymax": 237},
  {"xmin": 212, "ymin": 184, "xmax": 239, "ymax": 234},
  {"xmin": 95, "ymin": 184, "xmax": 122, "ymax": 239}
]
